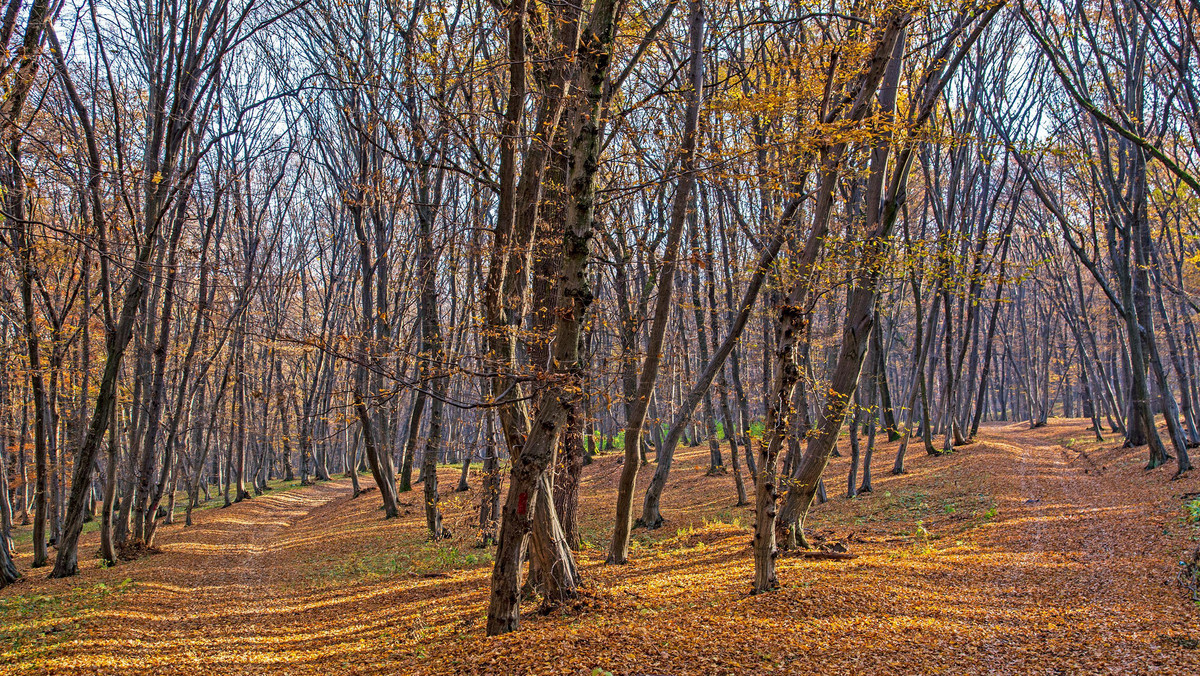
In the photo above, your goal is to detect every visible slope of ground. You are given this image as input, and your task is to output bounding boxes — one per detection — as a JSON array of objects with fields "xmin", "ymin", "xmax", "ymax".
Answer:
[{"xmin": 1, "ymin": 419, "xmax": 1197, "ymax": 674}]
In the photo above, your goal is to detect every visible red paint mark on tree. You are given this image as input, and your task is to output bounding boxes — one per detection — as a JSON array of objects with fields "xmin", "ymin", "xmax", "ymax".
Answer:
[{"xmin": 517, "ymin": 492, "xmax": 528, "ymax": 516}]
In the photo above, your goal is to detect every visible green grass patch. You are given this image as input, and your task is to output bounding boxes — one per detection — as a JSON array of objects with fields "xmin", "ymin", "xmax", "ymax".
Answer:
[
  {"xmin": 310, "ymin": 541, "xmax": 493, "ymax": 583},
  {"xmin": 10, "ymin": 517, "xmax": 103, "ymax": 548},
  {"xmin": 436, "ymin": 462, "xmax": 483, "ymax": 471},
  {"xmin": 1184, "ymin": 497, "xmax": 1200, "ymax": 526},
  {"xmin": 587, "ymin": 430, "xmax": 627, "ymax": 451},
  {"xmin": 0, "ymin": 578, "xmax": 134, "ymax": 657},
  {"xmin": 748, "ymin": 420, "xmax": 766, "ymax": 439}
]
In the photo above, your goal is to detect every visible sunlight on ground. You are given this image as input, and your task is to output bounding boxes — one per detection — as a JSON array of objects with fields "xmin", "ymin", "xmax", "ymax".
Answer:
[{"xmin": 2, "ymin": 420, "xmax": 1198, "ymax": 674}]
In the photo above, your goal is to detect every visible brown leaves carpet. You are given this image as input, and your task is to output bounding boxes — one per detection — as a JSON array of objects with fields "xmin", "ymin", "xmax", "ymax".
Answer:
[{"xmin": 2, "ymin": 420, "xmax": 1198, "ymax": 674}]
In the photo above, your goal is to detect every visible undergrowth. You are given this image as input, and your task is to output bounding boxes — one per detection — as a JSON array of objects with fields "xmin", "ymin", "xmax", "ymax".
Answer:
[
  {"xmin": 0, "ymin": 578, "xmax": 134, "ymax": 656},
  {"xmin": 1181, "ymin": 497, "xmax": 1200, "ymax": 605},
  {"xmin": 311, "ymin": 541, "xmax": 493, "ymax": 582}
]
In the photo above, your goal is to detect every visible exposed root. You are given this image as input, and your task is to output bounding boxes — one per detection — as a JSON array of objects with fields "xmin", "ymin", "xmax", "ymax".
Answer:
[{"xmin": 115, "ymin": 539, "xmax": 161, "ymax": 562}]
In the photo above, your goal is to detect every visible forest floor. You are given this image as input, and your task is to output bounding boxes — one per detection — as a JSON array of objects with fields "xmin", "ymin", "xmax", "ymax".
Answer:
[{"xmin": 2, "ymin": 419, "xmax": 1199, "ymax": 675}]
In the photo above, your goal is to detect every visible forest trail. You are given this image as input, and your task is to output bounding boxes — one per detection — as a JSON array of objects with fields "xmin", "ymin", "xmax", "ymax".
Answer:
[
  {"xmin": 969, "ymin": 425, "xmax": 1198, "ymax": 669},
  {"xmin": 18, "ymin": 480, "xmax": 358, "ymax": 673},
  {"xmin": 2, "ymin": 420, "xmax": 1198, "ymax": 674},
  {"xmin": 146, "ymin": 480, "xmax": 353, "ymax": 652}
]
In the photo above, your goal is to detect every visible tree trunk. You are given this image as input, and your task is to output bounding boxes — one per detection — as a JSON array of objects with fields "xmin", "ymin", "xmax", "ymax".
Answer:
[
  {"xmin": 487, "ymin": 0, "xmax": 622, "ymax": 632},
  {"xmin": 478, "ymin": 412, "xmax": 501, "ymax": 545},
  {"xmin": 608, "ymin": 0, "xmax": 703, "ymax": 564}
]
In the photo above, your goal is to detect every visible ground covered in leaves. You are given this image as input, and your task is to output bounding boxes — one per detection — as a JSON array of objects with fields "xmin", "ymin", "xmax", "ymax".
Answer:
[{"xmin": 2, "ymin": 420, "xmax": 1198, "ymax": 674}]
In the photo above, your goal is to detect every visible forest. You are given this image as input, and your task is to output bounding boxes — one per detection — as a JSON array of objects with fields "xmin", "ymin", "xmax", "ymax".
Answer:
[{"xmin": 0, "ymin": 0, "xmax": 1198, "ymax": 672}]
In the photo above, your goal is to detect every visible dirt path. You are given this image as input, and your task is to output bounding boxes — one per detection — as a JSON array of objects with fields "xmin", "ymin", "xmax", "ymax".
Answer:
[
  {"xmin": 12, "ymin": 480, "xmax": 356, "ymax": 674},
  {"xmin": 2, "ymin": 420, "xmax": 1197, "ymax": 674},
  {"xmin": 967, "ymin": 424, "xmax": 1198, "ymax": 671}
]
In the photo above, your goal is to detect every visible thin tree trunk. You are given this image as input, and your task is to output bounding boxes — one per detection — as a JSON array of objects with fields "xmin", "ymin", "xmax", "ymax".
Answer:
[{"xmin": 608, "ymin": 0, "xmax": 703, "ymax": 563}]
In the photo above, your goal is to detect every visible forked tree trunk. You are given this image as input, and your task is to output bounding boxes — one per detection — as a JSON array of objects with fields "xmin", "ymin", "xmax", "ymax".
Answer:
[
  {"xmin": 456, "ymin": 442, "xmax": 473, "ymax": 493},
  {"xmin": 399, "ymin": 389, "xmax": 425, "ymax": 492},
  {"xmin": 753, "ymin": 12, "xmax": 916, "ymax": 589},
  {"xmin": 762, "ymin": 6, "xmax": 996, "ymax": 589},
  {"xmin": 486, "ymin": 0, "xmax": 622, "ymax": 634}
]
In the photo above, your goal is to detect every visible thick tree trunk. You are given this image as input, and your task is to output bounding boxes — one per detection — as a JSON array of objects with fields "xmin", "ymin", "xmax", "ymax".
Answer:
[{"xmin": 486, "ymin": 0, "xmax": 621, "ymax": 632}]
